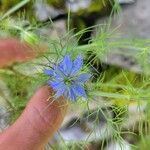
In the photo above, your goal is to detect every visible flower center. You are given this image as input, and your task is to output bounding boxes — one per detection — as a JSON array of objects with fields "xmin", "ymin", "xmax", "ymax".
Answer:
[{"xmin": 64, "ymin": 77, "xmax": 72, "ymax": 86}]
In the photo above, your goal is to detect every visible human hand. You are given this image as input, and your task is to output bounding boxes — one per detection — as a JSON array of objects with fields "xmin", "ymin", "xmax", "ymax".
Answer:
[{"xmin": 0, "ymin": 39, "xmax": 67, "ymax": 150}]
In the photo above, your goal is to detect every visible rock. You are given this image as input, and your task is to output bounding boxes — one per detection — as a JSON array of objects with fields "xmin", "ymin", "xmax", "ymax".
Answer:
[
  {"xmin": 94, "ymin": 0, "xmax": 150, "ymax": 73},
  {"xmin": 105, "ymin": 140, "xmax": 131, "ymax": 150},
  {"xmin": 66, "ymin": 0, "xmax": 91, "ymax": 13},
  {"xmin": 119, "ymin": 0, "xmax": 136, "ymax": 4},
  {"xmin": 122, "ymin": 101, "xmax": 146, "ymax": 129},
  {"xmin": 0, "ymin": 105, "xmax": 10, "ymax": 131},
  {"xmin": 50, "ymin": 107, "xmax": 114, "ymax": 145},
  {"xmin": 112, "ymin": 0, "xmax": 150, "ymax": 38},
  {"xmin": 95, "ymin": 0, "xmax": 150, "ymax": 38},
  {"xmin": 34, "ymin": 1, "xmax": 64, "ymax": 21},
  {"xmin": 0, "ymin": 79, "xmax": 12, "ymax": 131}
]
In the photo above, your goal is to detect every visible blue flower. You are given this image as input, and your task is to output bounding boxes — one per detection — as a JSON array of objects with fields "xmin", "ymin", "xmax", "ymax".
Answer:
[{"xmin": 44, "ymin": 54, "xmax": 91, "ymax": 101}]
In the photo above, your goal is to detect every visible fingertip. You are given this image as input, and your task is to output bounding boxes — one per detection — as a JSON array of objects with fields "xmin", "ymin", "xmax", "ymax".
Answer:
[
  {"xmin": 17, "ymin": 85, "xmax": 67, "ymax": 147},
  {"xmin": 0, "ymin": 38, "xmax": 47, "ymax": 68},
  {"xmin": 0, "ymin": 86, "xmax": 68, "ymax": 149},
  {"xmin": 25, "ymin": 85, "xmax": 68, "ymax": 133}
]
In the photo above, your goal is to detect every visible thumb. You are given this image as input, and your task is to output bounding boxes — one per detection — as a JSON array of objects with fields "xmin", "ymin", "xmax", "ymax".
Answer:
[
  {"xmin": 0, "ymin": 38, "xmax": 46, "ymax": 68},
  {"xmin": 0, "ymin": 86, "xmax": 68, "ymax": 150}
]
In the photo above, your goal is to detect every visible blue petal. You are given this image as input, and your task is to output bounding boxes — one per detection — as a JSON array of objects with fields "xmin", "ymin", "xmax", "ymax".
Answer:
[
  {"xmin": 53, "ymin": 64, "xmax": 65, "ymax": 78},
  {"xmin": 71, "ymin": 55, "xmax": 83, "ymax": 75},
  {"xmin": 68, "ymin": 86, "xmax": 76, "ymax": 101},
  {"xmin": 76, "ymin": 73, "xmax": 91, "ymax": 83},
  {"xmin": 55, "ymin": 74, "xmax": 64, "ymax": 80},
  {"xmin": 44, "ymin": 69, "xmax": 54, "ymax": 76},
  {"xmin": 57, "ymin": 62, "xmax": 64, "ymax": 73},
  {"xmin": 55, "ymin": 86, "xmax": 67, "ymax": 97},
  {"xmin": 48, "ymin": 80, "xmax": 65, "ymax": 90},
  {"xmin": 72, "ymin": 84, "xmax": 87, "ymax": 98},
  {"xmin": 61, "ymin": 55, "xmax": 73, "ymax": 75}
]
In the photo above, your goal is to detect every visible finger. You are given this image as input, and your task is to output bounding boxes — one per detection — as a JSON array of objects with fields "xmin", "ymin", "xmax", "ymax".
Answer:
[
  {"xmin": 0, "ymin": 38, "xmax": 45, "ymax": 68},
  {"xmin": 0, "ymin": 86, "xmax": 68, "ymax": 150}
]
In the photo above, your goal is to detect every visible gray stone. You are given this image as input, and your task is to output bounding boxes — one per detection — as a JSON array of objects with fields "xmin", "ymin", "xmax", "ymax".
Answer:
[
  {"xmin": 66, "ymin": 0, "xmax": 91, "ymax": 12},
  {"xmin": 0, "ymin": 79, "xmax": 11, "ymax": 131},
  {"xmin": 34, "ymin": 1, "xmax": 64, "ymax": 21},
  {"xmin": 119, "ymin": 0, "xmax": 136, "ymax": 4},
  {"xmin": 94, "ymin": 0, "xmax": 150, "ymax": 72},
  {"xmin": 105, "ymin": 140, "xmax": 131, "ymax": 150},
  {"xmin": 111, "ymin": 0, "xmax": 150, "ymax": 38},
  {"xmin": 0, "ymin": 106, "xmax": 10, "ymax": 131}
]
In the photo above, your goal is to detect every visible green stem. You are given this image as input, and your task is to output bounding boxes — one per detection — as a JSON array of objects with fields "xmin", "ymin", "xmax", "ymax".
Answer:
[
  {"xmin": 1, "ymin": 0, "xmax": 30, "ymax": 20},
  {"xmin": 90, "ymin": 91, "xmax": 150, "ymax": 100}
]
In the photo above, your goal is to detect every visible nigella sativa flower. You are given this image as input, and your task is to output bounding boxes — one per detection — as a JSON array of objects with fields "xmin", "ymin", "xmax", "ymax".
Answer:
[{"xmin": 44, "ymin": 54, "xmax": 91, "ymax": 101}]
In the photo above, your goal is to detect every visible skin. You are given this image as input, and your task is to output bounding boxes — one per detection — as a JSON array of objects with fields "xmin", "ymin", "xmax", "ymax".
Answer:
[{"xmin": 0, "ymin": 39, "xmax": 68, "ymax": 150}]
